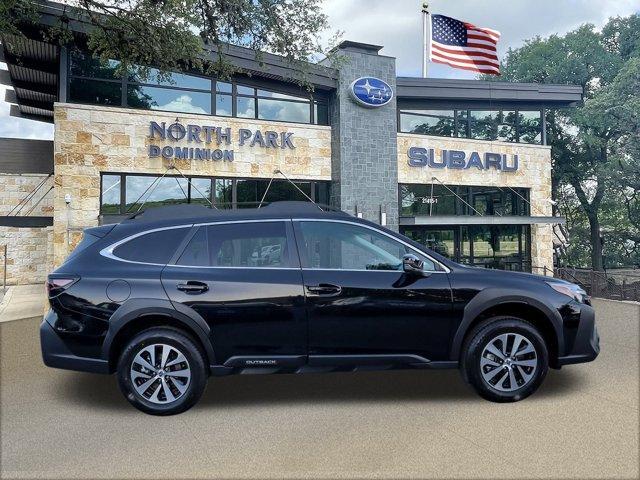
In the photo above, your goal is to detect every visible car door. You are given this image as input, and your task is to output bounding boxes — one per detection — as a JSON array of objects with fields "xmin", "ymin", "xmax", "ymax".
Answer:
[
  {"xmin": 161, "ymin": 220, "xmax": 306, "ymax": 368},
  {"xmin": 293, "ymin": 219, "xmax": 454, "ymax": 365}
]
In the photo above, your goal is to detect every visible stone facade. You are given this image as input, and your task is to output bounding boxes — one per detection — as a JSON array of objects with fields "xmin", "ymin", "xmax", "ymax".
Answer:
[
  {"xmin": 324, "ymin": 48, "xmax": 399, "ymax": 229},
  {"xmin": 0, "ymin": 174, "xmax": 54, "ymax": 285},
  {"xmin": 52, "ymin": 103, "xmax": 332, "ymax": 266},
  {"xmin": 397, "ymin": 134, "xmax": 554, "ymax": 273}
]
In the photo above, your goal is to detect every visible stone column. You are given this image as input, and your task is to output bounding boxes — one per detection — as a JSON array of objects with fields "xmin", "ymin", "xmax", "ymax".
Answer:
[{"xmin": 322, "ymin": 42, "xmax": 399, "ymax": 230}]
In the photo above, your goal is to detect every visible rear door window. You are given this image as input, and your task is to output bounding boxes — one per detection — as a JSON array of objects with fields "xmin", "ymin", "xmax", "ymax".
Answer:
[
  {"xmin": 207, "ymin": 221, "xmax": 294, "ymax": 268},
  {"xmin": 113, "ymin": 227, "xmax": 189, "ymax": 264}
]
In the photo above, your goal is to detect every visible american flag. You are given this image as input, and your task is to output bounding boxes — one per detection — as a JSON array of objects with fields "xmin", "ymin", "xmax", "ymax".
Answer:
[{"xmin": 429, "ymin": 14, "xmax": 501, "ymax": 75}]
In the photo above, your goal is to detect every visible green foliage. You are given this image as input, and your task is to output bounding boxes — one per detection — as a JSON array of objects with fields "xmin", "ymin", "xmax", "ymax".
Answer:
[
  {"xmin": 2, "ymin": 0, "xmax": 335, "ymax": 89},
  {"xmin": 484, "ymin": 15, "xmax": 640, "ymax": 269}
]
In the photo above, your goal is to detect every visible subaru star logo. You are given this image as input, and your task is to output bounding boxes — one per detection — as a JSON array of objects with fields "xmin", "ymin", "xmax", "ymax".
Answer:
[{"xmin": 349, "ymin": 77, "xmax": 393, "ymax": 107}]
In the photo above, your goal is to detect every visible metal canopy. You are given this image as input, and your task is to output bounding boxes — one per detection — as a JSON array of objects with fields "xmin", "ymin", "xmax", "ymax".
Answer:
[
  {"xmin": 396, "ymin": 77, "xmax": 583, "ymax": 108},
  {"xmin": 0, "ymin": 34, "xmax": 59, "ymax": 123},
  {"xmin": 399, "ymin": 215, "xmax": 566, "ymax": 226}
]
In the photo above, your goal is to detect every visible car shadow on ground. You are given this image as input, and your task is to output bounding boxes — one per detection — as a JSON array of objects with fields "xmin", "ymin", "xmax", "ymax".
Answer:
[{"xmin": 55, "ymin": 367, "xmax": 586, "ymax": 411}]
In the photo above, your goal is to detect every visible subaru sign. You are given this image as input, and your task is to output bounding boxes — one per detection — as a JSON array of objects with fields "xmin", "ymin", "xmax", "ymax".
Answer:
[{"xmin": 349, "ymin": 77, "xmax": 393, "ymax": 107}]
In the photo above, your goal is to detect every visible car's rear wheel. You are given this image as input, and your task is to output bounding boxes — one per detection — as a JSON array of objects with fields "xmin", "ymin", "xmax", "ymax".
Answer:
[
  {"xmin": 117, "ymin": 327, "xmax": 207, "ymax": 415},
  {"xmin": 461, "ymin": 316, "xmax": 549, "ymax": 402}
]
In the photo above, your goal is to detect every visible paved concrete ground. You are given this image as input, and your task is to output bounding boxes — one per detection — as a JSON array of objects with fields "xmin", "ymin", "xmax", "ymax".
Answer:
[
  {"xmin": 1, "ymin": 299, "xmax": 638, "ymax": 479},
  {"xmin": 0, "ymin": 284, "xmax": 46, "ymax": 323}
]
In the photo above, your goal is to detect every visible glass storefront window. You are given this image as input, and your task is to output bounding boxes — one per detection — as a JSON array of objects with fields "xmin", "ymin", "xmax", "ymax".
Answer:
[
  {"xmin": 400, "ymin": 225, "xmax": 531, "ymax": 272},
  {"xmin": 102, "ymin": 174, "xmax": 329, "ymax": 214},
  {"xmin": 128, "ymin": 67, "xmax": 211, "ymax": 90},
  {"xmin": 67, "ymin": 49, "xmax": 328, "ymax": 125},
  {"xmin": 400, "ymin": 110, "xmax": 455, "ymax": 136},
  {"xmin": 400, "ymin": 108, "xmax": 542, "ymax": 145},
  {"xmin": 214, "ymin": 179, "xmax": 233, "ymax": 208},
  {"xmin": 236, "ymin": 97, "xmax": 255, "ymax": 118},
  {"xmin": 401, "ymin": 184, "xmax": 524, "ymax": 217},
  {"xmin": 70, "ymin": 49, "xmax": 121, "ymax": 79},
  {"xmin": 314, "ymin": 102, "xmax": 329, "ymax": 125},
  {"xmin": 518, "ymin": 111, "xmax": 542, "ymax": 144},
  {"xmin": 69, "ymin": 78, "xmax": 122, "ymax": 106},
  {"xmin": 257, "ymin": 98, "xmax": 310, "ymax": 123},
  {"xmin": 127, "ymin": 85, "xmax": 211, "ymax": 114},
  {"xmin": 215, "ymin": 93, "xmax": 232, "ymax": 116},
  {"xmin": 470, "ymin": 110, "xmax": 497, "ymax": 140},
  {"xmin": 125, "ymin": 176, "xmax": 188, "ymax": 212},
  {"xmin": 216, "ymin": 81, "xmax": 232, "ymax": 93},
  {"xmin": 190, "ymin": 178, "xmax": 212, "ymax": 206},
  {"xmin": 101, "ymin": 175, "xmax": 121, "ymax": 214}
]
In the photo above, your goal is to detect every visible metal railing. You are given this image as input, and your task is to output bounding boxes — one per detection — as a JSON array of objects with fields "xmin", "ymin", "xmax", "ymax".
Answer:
[{"xmin": 532, "ymin": 266, "xmax": 640, "ymax": 302}]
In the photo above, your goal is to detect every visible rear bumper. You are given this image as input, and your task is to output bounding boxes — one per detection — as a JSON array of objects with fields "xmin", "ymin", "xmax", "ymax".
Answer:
[
  {"xmin": 40, "ymin": 311, "xmax": 110, "ymax": 374},
  {"xmin": 556, "ymin": 305, "xmax": 600, "ymax": 366}
]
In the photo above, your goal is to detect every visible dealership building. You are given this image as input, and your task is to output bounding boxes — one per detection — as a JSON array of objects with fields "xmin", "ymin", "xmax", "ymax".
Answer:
[{"xmin": 0, "ymin": 1, "xmax": 582, "ymax": 284}]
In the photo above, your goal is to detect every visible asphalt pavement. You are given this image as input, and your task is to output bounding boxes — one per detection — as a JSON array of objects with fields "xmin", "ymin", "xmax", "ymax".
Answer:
[{"xmin": 1, "ymin": 299, "xmax": 638, "ymax": 479}]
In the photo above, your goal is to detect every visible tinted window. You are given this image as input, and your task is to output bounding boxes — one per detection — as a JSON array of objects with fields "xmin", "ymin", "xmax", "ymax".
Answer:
[
  {"xmin": 208, "ymin": 222, "xmax": 292, "ymax": 267},
  {"xmin": 69, "ymin": 78, "xmax": 122, "ymax": 106},
  {"xmin": 297, "ymin": 221, "xmax": 435, "ymax": 271},
  {"xmin": 101, "ymin": 174, "xmax": 121, "ymax": 214},
  {"xmin": 177, "ymin": 227, "xmax": 209, "ymax": 266},
  {"xmin": 127, "ymin": 86, "xmax": 211, "ymax": 114},
  {"xmin": 113, "ymin": 228, "xmax": 188, "ymax": 264},
  {"xmin": 400, "ymin": 110, "xmax": 455, "ymax": 136}
]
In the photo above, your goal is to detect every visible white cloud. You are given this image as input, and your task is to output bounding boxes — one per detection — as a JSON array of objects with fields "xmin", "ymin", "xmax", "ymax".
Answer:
[{"xmin": 155, "ymin": 94, "xmax": 209, "ymax": 114}]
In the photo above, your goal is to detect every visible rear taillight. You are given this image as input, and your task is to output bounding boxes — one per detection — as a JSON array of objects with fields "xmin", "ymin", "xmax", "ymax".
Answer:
[{"xmin": 46, "ymin": 277, "xmax": 79, "ymax": 298}]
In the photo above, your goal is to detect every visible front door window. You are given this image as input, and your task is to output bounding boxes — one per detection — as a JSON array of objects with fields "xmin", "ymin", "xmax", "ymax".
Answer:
[{"xmin": 297, "ymin": 221, "xmax": 437, "ymax": 272}]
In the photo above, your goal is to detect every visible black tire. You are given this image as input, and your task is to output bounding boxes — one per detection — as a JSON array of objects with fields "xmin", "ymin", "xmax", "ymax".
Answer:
[
  {"xmin": 117, "ymin": 327, "xmax": 207, "ymax": 415},
  {"xmin": 461, "ymin": 316, "xmax": 549, "ymax": 403}
]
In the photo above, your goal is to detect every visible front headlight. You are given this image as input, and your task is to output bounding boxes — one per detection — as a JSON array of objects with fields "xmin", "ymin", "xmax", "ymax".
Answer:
[{"xmin": 546, "ymin": 281, "xmax": 589, "ymax": 304}]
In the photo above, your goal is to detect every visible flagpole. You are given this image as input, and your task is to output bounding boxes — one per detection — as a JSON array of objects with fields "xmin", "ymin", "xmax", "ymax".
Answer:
[{"xmin": 422, "ymin": 2, "xmax": 430, "ymax": 77}]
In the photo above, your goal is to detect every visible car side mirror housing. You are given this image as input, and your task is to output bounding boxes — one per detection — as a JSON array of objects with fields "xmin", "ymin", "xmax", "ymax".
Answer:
[{"xmin": 402, "ymin": 254, "xmax": 425, "ymax": 276}]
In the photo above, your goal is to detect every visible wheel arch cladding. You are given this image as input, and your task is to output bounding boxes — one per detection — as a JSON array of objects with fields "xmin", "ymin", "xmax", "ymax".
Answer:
[
  {"xmin": 450, "ymin": 289, "xmax": 564, "ymax": 365},
  {"xmin": 102, "ymin": 298, "xmax": 214, "ymax": 373}
]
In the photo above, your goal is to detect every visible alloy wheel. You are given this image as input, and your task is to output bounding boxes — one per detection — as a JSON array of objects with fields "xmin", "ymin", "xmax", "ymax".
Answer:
[
  {"xmin": 130, "ymin": 344, "xmax": 191, "ymax": 404},
  {"xmin": 480, "ymin": 332, "xmax": 538, "ymax": 392}
]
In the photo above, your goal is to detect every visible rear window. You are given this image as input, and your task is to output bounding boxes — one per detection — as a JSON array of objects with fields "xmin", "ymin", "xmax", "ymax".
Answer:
[{"xmin": 113, "ymin": 227, "xmax": 188, "ymax": 264}]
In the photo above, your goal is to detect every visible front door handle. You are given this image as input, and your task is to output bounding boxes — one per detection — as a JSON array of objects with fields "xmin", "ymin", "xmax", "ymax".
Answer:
[
  {"xmin": 176, "ymin": 281, "xmax": 209, "ymax": 294},
  {"xmin": 306, "ymin": 283, "xmax": 342, "ymax": 296}
]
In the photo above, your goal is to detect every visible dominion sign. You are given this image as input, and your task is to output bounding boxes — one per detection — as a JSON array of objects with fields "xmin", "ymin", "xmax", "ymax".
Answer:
[{"xmin": 148, "ymin": 120, "xmax": 295, "ymax": 161}]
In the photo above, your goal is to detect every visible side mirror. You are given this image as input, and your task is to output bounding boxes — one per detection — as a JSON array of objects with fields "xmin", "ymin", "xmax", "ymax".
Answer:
[{"xmin": 402, "ymin": 253, "xmax": 425, "ymax": 275}]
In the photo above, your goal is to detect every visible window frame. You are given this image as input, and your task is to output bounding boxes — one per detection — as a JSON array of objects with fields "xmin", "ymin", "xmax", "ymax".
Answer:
[{"xmin": 66, "ymin": 48, "xmax": 329, "ymax": 125}]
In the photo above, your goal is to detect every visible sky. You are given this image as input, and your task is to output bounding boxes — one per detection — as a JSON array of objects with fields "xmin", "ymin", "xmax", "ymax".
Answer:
[{"xmin": 1, "ymin": 0, "xmax": 639, "ymax": 140}]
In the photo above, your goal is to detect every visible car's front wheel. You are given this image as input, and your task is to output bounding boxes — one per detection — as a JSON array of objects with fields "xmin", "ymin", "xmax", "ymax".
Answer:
[
  {"xmin": 117, "ymin": 327, "xmax": 207, "ymax": 415},
  {"xmin": 461, "ymin": 316, "xmax": 549, "ymax": 402}
]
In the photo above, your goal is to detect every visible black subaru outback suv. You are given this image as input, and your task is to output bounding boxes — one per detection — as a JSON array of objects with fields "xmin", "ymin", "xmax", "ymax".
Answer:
[{"xmin": 41, "ymin": 202, "xmax": 599, "ymax": 415}]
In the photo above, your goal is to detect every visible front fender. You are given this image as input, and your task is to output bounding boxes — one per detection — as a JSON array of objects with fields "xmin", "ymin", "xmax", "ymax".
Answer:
[
  {"xmin": 101, "ymin": 298, "xmax": 215, "ymax": 366},
  {"xmin": 449, "ymin": 288, "xmax": 565, "ymax": 361}
]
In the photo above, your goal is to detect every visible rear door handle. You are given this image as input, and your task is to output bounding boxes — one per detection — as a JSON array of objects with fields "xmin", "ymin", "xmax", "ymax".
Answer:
[
  {"xmin": 306, "ymin": 283, "xmax": 342, "ymax": 296},
  {"xmin": 176, "ymin": 281, "xmax": 209, "ymax": 294}
]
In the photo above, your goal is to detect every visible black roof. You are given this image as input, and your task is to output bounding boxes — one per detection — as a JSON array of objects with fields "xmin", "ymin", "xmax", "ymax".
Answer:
[{"xmin": 122, "ymin": 202, "xmax": 350, "ymax": 226}]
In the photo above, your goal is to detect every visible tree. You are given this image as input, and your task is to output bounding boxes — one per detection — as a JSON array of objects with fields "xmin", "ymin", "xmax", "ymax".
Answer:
[
  {"xmin": 1, "ymin": 0, "xmax": 334, "ymax": 87},
  {"xmin": 486, "ymin": 16, "xmax": 640, "ymax": 270}
]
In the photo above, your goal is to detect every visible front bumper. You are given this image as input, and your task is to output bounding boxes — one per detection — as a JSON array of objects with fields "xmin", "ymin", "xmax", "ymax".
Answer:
[
  {"xmin": 556, "ymin": 303, "xmax": 600, "ymax": 366},
  {"xmin": 40, "ymin": 310, "xmax": 110, "ymax": 374}
]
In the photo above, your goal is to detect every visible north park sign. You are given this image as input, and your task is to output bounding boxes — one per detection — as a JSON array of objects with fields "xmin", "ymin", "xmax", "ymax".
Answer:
[
  {"xmin": 407, "ymin": 147, "xmax": 519, "ymax": 172},
  {"xmin": 148, "ymin": 120, "xmax": 295, "ymax": 161}
]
